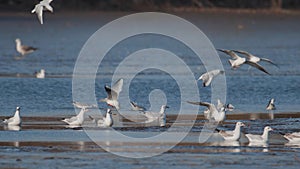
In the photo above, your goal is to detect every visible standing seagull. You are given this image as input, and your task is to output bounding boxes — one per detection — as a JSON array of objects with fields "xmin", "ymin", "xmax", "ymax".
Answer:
[
  {"xmin": 3, "ymin": 107, "xmax": 22, "ymax": 126},
  {"xmin": 99, "ymin": 79, "xmax": 123, "ymax": 110},
  {"xmin": 266, "ymin": 98, "xmax": 276, "ymax": 110},
  {"xmin": 216, "ymin": 122, "xmax": 245, "ymax": 141},
  {"xmin": 32, "ymin": 0, "xmax": 54, "ymax": 24},
  {"xmin": 246, "ymin": 126, "xmax": 273, "ymax": 143},
  {"xmin": 95, "ymin": 109, "xmax": 113, "ymax": 127},
  {"xmin": 198, "ymin": 69, "xmax": 224, "ymax": 87},
  {"xmin": 187, "ymin": 101, "xmax": 226, "ymax": 122},
  {"xmin": 130, "ymin": 101, "xmax": 146, "ymax": 111},
  {"xmin": 15, "ymin": 38, "xmax": 37, "ymax": 57},
  {"xmin": 62, "ymin": 108, "xmax": 89, "ymax": 126},
  {"xmin": 217, "ymin": 49, "xmax": 270, "ymax": 75},
  {"xmin": 233, "ymin": 50, "xmax": 278, "ymax": 68}
]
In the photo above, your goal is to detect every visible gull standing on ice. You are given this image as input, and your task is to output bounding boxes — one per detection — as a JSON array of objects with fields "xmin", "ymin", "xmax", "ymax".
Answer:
[
  {"xmin": 245, "ymin": 126, "xmax": 273, "ymax": 143},
  {"xmin": 99, "ymin": 79, "xmax": 123, "ymax": 110},
  {"xmin": 266, "ymin": 98, "xmax": 276, "ymax": 110},
  {"xmin": 140, "ymin": 105, "xmax": 169, "ymax": 126},
  {"xmin": 217, "ymin": 49, "xmax": 270, "ymax": 75},
  {"xmin": 15, "ymin": 38, "xmax": 37, "ymax": 57},
  {"xmin": 187, "ymin": 101, "xmax": 226, "ymax": 122},
  {"xmin": 90, "ymin": 109, "xmax": 113, "ymax": 127},
  {"xmin": 282, "ymin": 132, "xmax": 300, "ymax": 143},
  {"xmin": 31, "ymin": 0, "xmax": 54, "ymax": 24},
  {"xmin": 35, "ymin": 69, "xmax": 45, "ymax": 79},
  {"xmin": 62, "ymin": 108, "xmax": 88, "ymax": 126},
  {"xmin": 3, "ymin": 107, "xmax": 21, "ymax": 126},
  {"xmin": 216, "ymin": 122, "xmax": 245, "ymax": 141},
  {"xmin": 130, "ymin": 101, "xmax": 146, "ymax": 111},
  {"xmin": 233, "ymin": 50, "xmax": 279, "ymax": 68},
  {"xmin": 198, "ymin": 69, "xmax": 224, "ymax": 87},
  {"xmin": 73, "ymin": 101, "xmax": 97, "ymax": 109}
]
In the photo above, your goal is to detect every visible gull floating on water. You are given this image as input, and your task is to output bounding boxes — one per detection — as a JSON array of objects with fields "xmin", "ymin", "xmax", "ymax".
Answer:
[
  {"xmin": 3, "ymin": 107, "xmax": 21, "ymax": 126},
  {"xmin": 31, "ymin": 0, "xmax": 54, "ymax": 24},
  {"xmin": 282, "ymin": 132, "xmax": 300, "ymax": 143},
  {"xmin": 198, "ymin": 69, "xmax": 224, "ymax": 87},
  {"xmin": 130, "ymin": 101, "xmax": 146, "ymax": 111},
  {"xmin": 233, "ymin": 50, "xmax": 279, "ymax": 68},
  {"xmin": 90, "ymin": 109, "xmax": 113, "ymax": 127},
  {"xmin": 266, "ymin": 98, "xmax": 276, "ymax": 110},
  {"xmin": 35, "ymin": 69, "xmax": 45, "ymax": 79},
  {"xmin": 62, "ymin": 108, "xmax": 88, "ymax": 126},
  {"xmin": 187, "ymin": 101, "xmax": 226, "ymax": 122},
  {"xmin": 217, "ymin": 49, "xmax": 270, "ymax": 75},
  {"xmin": 73, "ymin": 101, "xmax": 97, "ymax": 109},
  {"xmin": 216, "ymin": 122, "xmax": 245, "ymax": 141},
  {"xmin": 140, "ymin": 105, "xmax": 169, "ymax": 127},
  {"xmin": 15, "ymin": 38, "xmax": 37, "ymax": 57},
  {"xmin": 246, "ymin": 126, "xmax": 273, "ymax": 143},
  {"xmin": 99, "ymin": 79, "xmax": 123, "ymax": 110}
]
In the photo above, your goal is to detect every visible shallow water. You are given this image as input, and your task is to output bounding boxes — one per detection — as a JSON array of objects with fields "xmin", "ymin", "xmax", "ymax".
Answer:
[{"xmin": 0, "ymin": 11, "xmax": 300, "ymax": 168}]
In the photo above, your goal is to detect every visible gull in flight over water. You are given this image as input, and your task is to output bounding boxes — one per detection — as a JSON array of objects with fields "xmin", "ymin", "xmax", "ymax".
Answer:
[
  {"xmin": 233, "ymin": 50, "xmax": 279, "ymax": 68},
  {"xmin": 3, "ymin": 107, "xmax": 21, "ymax": 126},
  {"xmin": 32, "ymin": 0, "xmax": 54, "ymax": 24},
  {"xmin": 216, "ymin": 122, "xmax": 245, "ymax": 141},
  {"xmin": 246, "ymin": 126, "xmax": 273, "ymax": 143},
  {"xmin": 140, "ymin": 105, "xmax": 169, "ymax": 127},
  {"xmin": 217, "ymin": 49, "xmax": 270, "ymax": 75},
  {"xmin": 15, "ymin": 38, "xmax": 37, "ymax": 58},
  {"xmin": 198, "ymin": 69, "xmax": 224, "ymax": 87},
  {"xmin": 281, "ymin": 132, "xmax": 300, "ymax": 143},
  {"xmin": 99, "ymin": 79, "xmax": 123, "ymax": 110},
  {"xmin": 62, "ymin": 108, "xmax": 89, "ymax": 126},
  {"xmin": 266, "ymin": 98, "xmax": 276, "ymax": 110},
  {"xmin": 73, "ymin": 101, "xmax": 97, "ymax": 109},
  {"xmin": 35, "ymin": 69, "xmax": 45, "ymax": 79},
  {"xmin": 89, "ymin": 109, "xmax": 113, "ymax": 127},
  {"xmin": 187, "ymin": 101, "xmax": 226, "ymax": 123},
  {"xmin": 130, "ymin": 101, "xmax": 146, "ymax": 111}
]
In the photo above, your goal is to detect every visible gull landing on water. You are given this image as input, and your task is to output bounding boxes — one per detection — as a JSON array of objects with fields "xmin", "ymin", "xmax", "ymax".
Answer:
[
  {"xmin": 62, "ymin": 108, "xmax": 89, "ymax": 126},
  {"xmin": 216, "ymin": 122, "xmax": 245, "ymax": 141},
  {"xmin": 246, "ymin": 126, "xmax": 273, "ymax": 143},
  {"xmin": 198, "ymin": 69, "xmax": 224, "ymax": 87},
  {"xmin": 32, "ymin": 0, "xmax": 54, "ymax": 24},
  {"xmin": 15, "ymin": 38, "xmax": 37, "ymax": 57},
  {"xmin": 140, "ymin": 105, "xmax": 169, "ymax": 127},
  {"xmin": 99, "ymin": 79, "xmax": 123, "ymax": 110},
  {"xmin": 89, "ymin": 109, "xmax": 113, "ymax": 127},
  {"xmin": 3, "ymin": 107, "xmax": 21, "ymax": 126},
  {"xmin": 233, "ymin": 50, "xmax": 279, "ymax": 68},
  {"xmin": 266, "ymin": 98, "xmax": 276, "ymax": 110},
  {"xmin": 217, "ymin": 49, "xmax": 270, "ymax": 75}
]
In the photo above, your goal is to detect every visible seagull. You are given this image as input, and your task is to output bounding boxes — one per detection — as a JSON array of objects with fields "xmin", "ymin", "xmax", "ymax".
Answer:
[
  {"xmin": 217, "ymin": 99, "xmax": 235, "ymax": 112},
  {"xmin": 130, "ymin": 101, "xmax": 146, "ymax": 111},
  {"xmin": 216, "ymin": 122, "xmax": 245, "ymax": 141},
  {"xmin": 15, "ymin": 38, "xmax": 37, "ymax": 57},
  {"xmin": 198, "ymin": 69, "xmax": 224, "ymax": 87},
  {"xmin": 245, "ymin": 126, "xmax": 273, "ymax": 143},
  {"xmin": 217, "ymin": 49, "xmax": 270, "ymax": 75},
  {"xmin": 266, "ymin": 98, "xmax": 276, "ymax": 110},
  {"xmin": 35, "ymin": 69, "xmax": 45, "ymax": 79},
  {"xmin": 62, "ymin": 108, "xmax": 88, "ymax": 126},
  {"xmin": 90, "ymin": 109, "xmax": 113, "ymax": 127},
  {"xmin": 140, "ymin": 105, "xmax": 169, "ymax": 126},
  {"xmin": 187, "ymin": 101, "xmax": 226, "ymax": 122},
  {"xmin": 282, "ymin": 132, "xmax": 300, "ymax": 143},
  {"xmin": 232, "ymin": 50, "xmax": 279, "ymax": 68},
  {"xmin": 31, "ymin": 0, "xmax": 54, "ymax": 24},
  {"xmin": 3, "ymin": 107, "xmax": 21, "ymax": 126},
  {"xmin": 99, "ymin": 79, "xmax": 123, "ymax": 110},
  {"xmin": 73, "ymin": 101, "xmax": 97, "ymax": 109}
]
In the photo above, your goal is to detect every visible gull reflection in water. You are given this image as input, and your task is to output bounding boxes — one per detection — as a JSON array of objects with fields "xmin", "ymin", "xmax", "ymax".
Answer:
[
  {"xmin": 248, "ymin": 142, "xmax": 269, "ymax": 152},
  {"xmin": 210, "ymin": 141, "xmax": 241, "ymax": 153},
  {"xmin": 4, "ymin": 125, "xmax": 21, "ymax": 131}
]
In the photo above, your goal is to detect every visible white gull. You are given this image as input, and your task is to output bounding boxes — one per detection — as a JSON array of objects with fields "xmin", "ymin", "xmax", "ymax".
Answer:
[
  {"xmin": 62, "ymin": 108, "xmax": 88, "ymax": 126},
  {"xmin": 99, "ymin": 79, "xmax": 123, "ymax": 110},
  {"xmin": 3, "ymin": 107, "xmax": 22, "ymax": 126},
  {"xmin": 246, "ymin": 126, "xmax": 273, "ymax": 143},
  {"xmin": 198, "ymin": 69, "xmax": 224, "ymax": 87},
  {"xmin": 216, "ymin": 122, "xmax": 245, "ymax": 141},
  {"xmin": 31, "ymin": 0, "xmax": 54, "ymax": 24}
]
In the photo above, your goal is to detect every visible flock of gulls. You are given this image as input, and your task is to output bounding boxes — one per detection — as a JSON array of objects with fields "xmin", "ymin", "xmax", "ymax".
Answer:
[{"xmin": 2, "ymin": 0, "xmax": 300, "ymax": 146}]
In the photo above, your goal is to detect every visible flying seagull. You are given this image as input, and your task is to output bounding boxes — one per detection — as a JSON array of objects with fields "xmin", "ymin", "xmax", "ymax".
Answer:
[
  {"xmin": 99, "ymin": 79, "xmax": 123, "ymax": 110},
  {"xmin": 3, "ymin": 107, "xmax": 22, "ymax": 126},
  {"xmin": 15, "ymin": 38, "xmax": 37, "ymax": 57},
  {"xmin": 217, "ymin": 49, "xmax": 270, "ymax": 75},
  {"xmin": 198, "ymin": 69, "xmax": 224, "ymax": 87},
  {"xmin": 187, "ymin": 101, "xmax": 226, "ymax": 122},
  {"xmin": 31, "ymin": 0, "xmax": 54, "ymax": 24},
  {"xmin": 233, "ymin": 50, "xmax": 279, "ymax": 68}
]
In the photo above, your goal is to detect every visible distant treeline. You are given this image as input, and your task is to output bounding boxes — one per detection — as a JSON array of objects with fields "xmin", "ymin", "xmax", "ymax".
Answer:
[{"xmin": 0, "ymin": 0, "xmax": 300, "ymax": 12}]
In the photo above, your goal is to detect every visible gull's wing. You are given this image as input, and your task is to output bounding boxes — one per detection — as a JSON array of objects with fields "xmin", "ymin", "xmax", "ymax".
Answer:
[
  {"xmin": 112, "ymin": 79, "xmax": 123, "ymax": 94},
  {"xmin": 3, "ymin": 117, "xmax": 14, "ymax": 124},
  {"xmin": 104, "ymin": 85, "xmax": 113, "ymax": 99},
  {"xmin": 36, "ymin": 5, "xmax": 44, "ymax": 24},
  {"xmin": 245, "ymin": 61, "xmax": 270, "ymax": 75},
  {"xmin": 187, "ymin": 101, "xmax": 212, "ymax": 109},
  {"xmin": 232, "ymin": 50, "xmax": 252, "ymax": 59},
  {"xmin": 210, "ymin": 69, "xmax": 224, "ymax": 77},
  {"xmin": 217, "ymin": 49, "xmax": 239, "ymax": 59},
  {"xmin": 217, "ymin": 99, "xmax": 224, "ymax": 110},
  {"xmin": 22, "ymin": 45, "xmax": 37, "ymax": 51},
  {"xmin": 260, "ymin": 58, "xmax": 279, "ymax": 68},
  {"xmin": 219, "ymin": 130, "xmax": 234, "ymax": 137}
]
